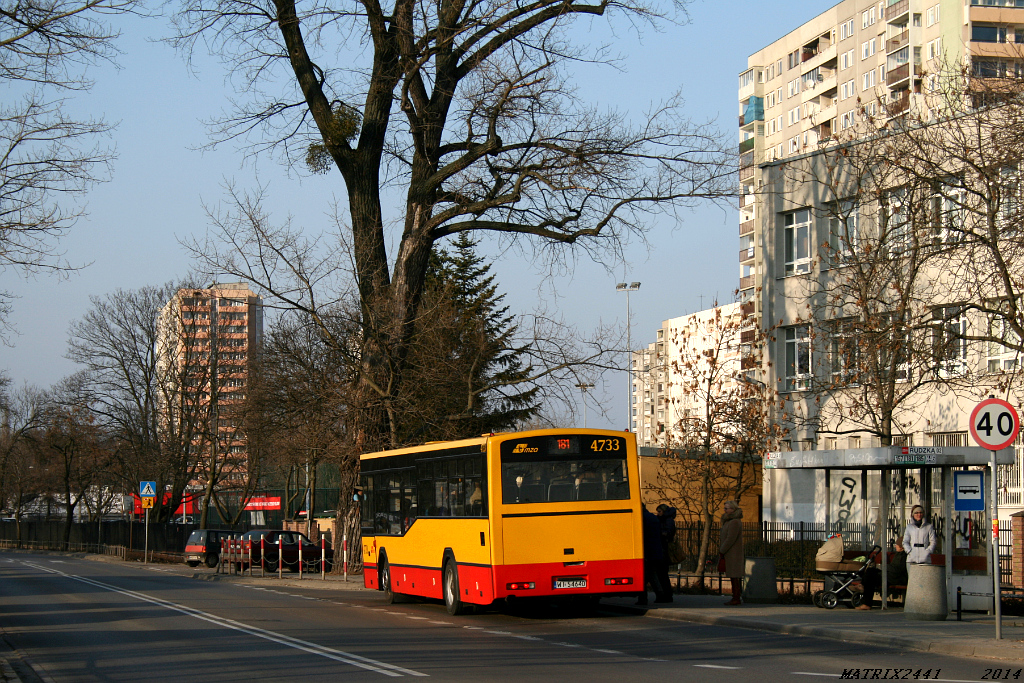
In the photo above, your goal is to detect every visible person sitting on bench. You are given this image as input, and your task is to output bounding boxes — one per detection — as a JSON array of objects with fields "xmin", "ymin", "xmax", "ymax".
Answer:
[{"xmin": 856, "ymin": 540, "xmax": 907, "ymax": 610}]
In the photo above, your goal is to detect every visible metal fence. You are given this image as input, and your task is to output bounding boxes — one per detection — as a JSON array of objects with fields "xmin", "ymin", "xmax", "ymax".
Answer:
[{"xmin": 676, "ymin": 520, "xmax": 1016, "ymax": 583}]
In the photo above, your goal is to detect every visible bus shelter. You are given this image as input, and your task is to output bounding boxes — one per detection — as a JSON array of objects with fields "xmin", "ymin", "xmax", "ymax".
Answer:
[{"xmin": 765, "ymin": 446, "xmax": 1014, "ymax": 610}]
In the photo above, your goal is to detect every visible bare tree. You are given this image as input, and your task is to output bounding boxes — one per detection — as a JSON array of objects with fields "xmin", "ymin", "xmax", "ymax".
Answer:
[
  {"xmin": 36, "ymin": 375, "xmax": 113, "ymax": 549},
  {"xmin": 645, "ymin": 304, "xmax": 784, "ymax": 584},
  {"xmin": 0, "ymin": 379, "xmax": 45, "ymax": 513},
  {"xmin": 66, "ymin": 281, "xmax": 215, "ymax": 522},
  {"xmin": 169, "ymin": 0, "xmax": 734, "ymax": 449},
  {"xmin": 0, "ymin": 0, "xmax": 136, "ymax": 333}
]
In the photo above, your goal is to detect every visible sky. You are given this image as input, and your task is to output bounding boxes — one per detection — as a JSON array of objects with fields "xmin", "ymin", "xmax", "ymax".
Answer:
[{"xmin": 0, "ymin": 0, "xmax": 838, "ymax": 431}]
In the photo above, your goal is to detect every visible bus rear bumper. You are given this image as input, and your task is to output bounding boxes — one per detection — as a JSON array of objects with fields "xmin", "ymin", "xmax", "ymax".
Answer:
[{"xmin": 494, "ymin": 558, "xmax": 643, "ymax": 600}]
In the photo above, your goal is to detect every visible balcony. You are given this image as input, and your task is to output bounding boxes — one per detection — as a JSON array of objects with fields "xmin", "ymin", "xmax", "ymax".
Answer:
[
  {"xmin": 887, "ymin": 90, "xmax": 911, "ymax": 116},
  {"xmin": 739, "ymin": 275, "xmax": 755, "ymax": 290},
  {"xmin": 739, "ymin": 193, "xmax": 755, "ymax": 209},
  {"xmin": 739, "ymin": 247, "xmax": 755, "ymax": 262},
  {"xmin": 887, "ymin": 29, "xmax": 909, "ymax": 53},
  {"xmin": 885, "ymin": 0, "xmax": 909, "ymax": 22},
  {"xmin": 739, "ymin": 138, "xmax": 756, "ymax": 154},
  {"xmin": 886, "ymin": 63, "xmax": 922, "ymax": 86},
  {"xmin": 802, "ymin": 42, "xmax": 837, "ymax": 72},
  {"xmin": 740, "ymin": 301, "xmax": 755, "ymax": 317},
  {"xmin": 740, "ymin": 329, "xmax": 756, "ymax": 343},
  {"xmin": 740, "ymin": 219, "xmax": 755, "ymax": 235}
]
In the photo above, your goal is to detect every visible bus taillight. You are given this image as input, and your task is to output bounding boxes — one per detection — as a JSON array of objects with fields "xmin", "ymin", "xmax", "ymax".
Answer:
[
  {"xmin": 604, "ymin": 577, "xmax": 633, "ymax": 585},
  {"xmin": 506, "ymin": 582, "xmax": 536, "ymax": 590}
]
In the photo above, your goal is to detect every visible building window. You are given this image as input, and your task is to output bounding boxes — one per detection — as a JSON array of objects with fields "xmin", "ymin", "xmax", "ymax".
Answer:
[
  {"xmin": 785, "ymin": 325, "xmax": 812, "ymax": 391},
  {"xmin": 829, "ymin": 202, "xmax": 859, "ymax": 260},
  {"xmin": 988, "ymin": 311, "xmax": 1022, "ymax": 373},
  {"xmin": 862, "ymin": 69, "xmax": 876, "ymax": 91},
  {"xmin": 883, "ymin": 189, "xmax": 909, "ymax": 253},
  {"xmin": 784, "ymin": 209, "xmax": 812, "ymax": 275},
  {"xmin": 973, "ymin": 24, "xmax": 1007, "ymax": 43},
  {"xmin": 840, "ymin": 18, "xmax": 854, "ymax": 41},
  {"xmin": 934, "ymin": 188, "xmax": 965, "ymax": 244},
  {"xmin": 828, "ymin": 318, "xmax": 860, "ymax": 385},
  {"xmin": 862, "ymin": 38, "xmax": 876, "ymax": 60},
  {"xmin": 973, "ymin": 58, "xmax": 1007, "ymax": 78},
  {"xmin": 932, "ymin": 305, "xmax": 968, "ymax": 376}
]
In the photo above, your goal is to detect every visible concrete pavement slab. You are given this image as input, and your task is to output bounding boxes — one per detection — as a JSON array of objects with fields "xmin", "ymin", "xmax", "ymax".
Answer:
[{"xmin": 603, "ymin": 593, "xmax": 1024, "ymax": 661}]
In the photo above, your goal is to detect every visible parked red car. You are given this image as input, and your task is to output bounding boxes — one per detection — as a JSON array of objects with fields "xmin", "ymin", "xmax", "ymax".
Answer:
[{"xmin": 239, "ymin": 529, "xmax": 333, "ymax": 572}]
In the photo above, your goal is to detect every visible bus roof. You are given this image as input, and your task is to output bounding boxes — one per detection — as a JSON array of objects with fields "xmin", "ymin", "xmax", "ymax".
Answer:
[{"xmin": 358, "ymin": 428, "xmax": 634, "ymax": 461}]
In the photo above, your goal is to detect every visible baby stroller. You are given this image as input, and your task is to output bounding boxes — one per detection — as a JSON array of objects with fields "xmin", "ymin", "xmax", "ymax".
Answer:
[{"xmin": 812, "ymin": 543, "xmax": 880, "ymax": 609}]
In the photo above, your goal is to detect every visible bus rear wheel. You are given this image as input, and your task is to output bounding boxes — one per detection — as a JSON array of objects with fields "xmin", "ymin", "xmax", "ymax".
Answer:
[
  {"xmin": 381, "ymin": 558, "xmax": 398, "ymax": 604},
  {"xmin": 443, "ymin": 561, "xmax": 467, "ymax": 615}
]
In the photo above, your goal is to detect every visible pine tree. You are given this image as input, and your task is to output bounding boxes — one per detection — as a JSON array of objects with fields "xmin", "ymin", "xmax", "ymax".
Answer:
[{"xmin": 400, "ymin": 234, "xmax": 540, "ymax": 443}]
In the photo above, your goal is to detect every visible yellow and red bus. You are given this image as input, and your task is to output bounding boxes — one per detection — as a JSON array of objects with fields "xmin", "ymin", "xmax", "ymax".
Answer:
[{"xmin": 360, "ymin": 428, "xmax": 643, "ymax": 614}]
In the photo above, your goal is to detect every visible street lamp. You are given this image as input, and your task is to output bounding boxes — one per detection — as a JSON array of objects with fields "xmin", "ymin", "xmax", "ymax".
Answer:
[
  {"xmin": 575, "ymin": 382, "xmax": 595, "ymax": 428},
  {"xmin": 616, "ymin": 282, "xmax": 641, "ymax": 431}
]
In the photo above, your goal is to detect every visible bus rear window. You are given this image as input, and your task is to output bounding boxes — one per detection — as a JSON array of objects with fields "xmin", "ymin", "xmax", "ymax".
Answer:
[
  {"xmin": 499, "ymin": 435, "xmax": 630, "ymax": 504},
  {"xmin": 501, "ymin": 458, "xmax": 629, "ymax": 503}
]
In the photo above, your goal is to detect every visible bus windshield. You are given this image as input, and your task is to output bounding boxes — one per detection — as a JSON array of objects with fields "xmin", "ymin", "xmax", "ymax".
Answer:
[{"xmin": 499, "ymin": 434, "xmax": 630, "ymax": 504}]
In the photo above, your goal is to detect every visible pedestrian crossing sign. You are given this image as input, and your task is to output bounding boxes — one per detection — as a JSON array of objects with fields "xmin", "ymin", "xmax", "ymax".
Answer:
[{"xmin": 140, "ymin": 481, "xmax": 156, "ymax": 497}]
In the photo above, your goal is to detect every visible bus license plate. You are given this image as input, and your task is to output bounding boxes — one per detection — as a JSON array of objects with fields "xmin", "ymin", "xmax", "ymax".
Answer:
[{"xmin": 554, "ymin": 578, "xmax": 586, "ymax": 589}]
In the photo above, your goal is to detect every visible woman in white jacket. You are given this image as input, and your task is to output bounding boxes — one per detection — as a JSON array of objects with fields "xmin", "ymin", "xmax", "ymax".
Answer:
[{"xmin": 902, "ymin": 504, "xmax": 937, "ymax": 564}]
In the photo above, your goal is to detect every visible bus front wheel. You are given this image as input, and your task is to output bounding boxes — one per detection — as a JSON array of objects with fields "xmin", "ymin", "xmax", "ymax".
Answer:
[{"xmin": 443, "ymin": 561, "xmax": 467, "ymax": 616}]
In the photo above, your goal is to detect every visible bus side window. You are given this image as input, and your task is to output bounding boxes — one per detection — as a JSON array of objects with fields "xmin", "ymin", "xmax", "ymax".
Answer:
[
  {"xmin": 360, "ymin": 475, "xmax": 374, "ymax": 527},
  {"xmin": 402, "ymin": 468, "xmax": 417, "ymax": 532},
  {"xmin": 417, "ymin": 478, "xmax": 434, "ymax": 516}
]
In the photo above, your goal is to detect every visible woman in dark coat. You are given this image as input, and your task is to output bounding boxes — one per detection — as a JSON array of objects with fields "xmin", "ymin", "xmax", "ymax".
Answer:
[
  {"xmin": 655, "ymin": 504, "xmax": 677, "ymax": 603},
  {"xmin": 637, "ymin": 506, "xmax": 665, "ymax": 605},
  {"xmin": 718, "ymin": 500, "xmax": 744, "ymax": 606}
]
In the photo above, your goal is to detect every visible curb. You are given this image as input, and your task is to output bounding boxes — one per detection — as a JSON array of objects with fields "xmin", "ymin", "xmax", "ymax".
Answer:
[
  {"xmin": 190, "ymin": 571, "xmax": 370, "ymax": 591},
  {"xmin": 637, "ymin": 608, "xmax": 1024, "ymax": 661}
]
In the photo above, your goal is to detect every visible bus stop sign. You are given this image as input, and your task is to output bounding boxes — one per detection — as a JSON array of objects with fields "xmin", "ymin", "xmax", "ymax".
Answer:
[
  {"xmin": 954, "ymin": 471, "xmax": 984, "ymax": 511},
  {"xmin": 969, "ymin": 397, "xmax": 1020, "ymax": 451}
]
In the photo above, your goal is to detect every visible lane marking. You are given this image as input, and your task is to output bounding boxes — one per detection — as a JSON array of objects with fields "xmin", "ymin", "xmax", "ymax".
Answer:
[
  {"xmin": 19, "ymin": 562, "xmax": 426, "ymax": 677},
  {"xmin": 593, "ymin": 649, "xmax": 624, "ymax": 655},
  {"xmin": 405, "ymin": 616, "xmax": 429, "ymax": 620},
  {"xmin": 695, "ymin": 664, "xmax": 741, "ymax": 669},
  {"xmin": 428, "ymin": 621, "xmax": 451, "ymax": 625}
]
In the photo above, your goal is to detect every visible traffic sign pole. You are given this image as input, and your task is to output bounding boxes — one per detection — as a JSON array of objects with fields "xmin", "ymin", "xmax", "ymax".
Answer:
[
  {"xmin": 992, "ymin": 447, "xmax": 1001, "ymax": 640},
  {"xmin": 144, "ymin": 507, "xmax": 149, "ymax": 566},
  {"xmin": 970, "ymin": 396, "xmax": 1021, "ymax": 642}
]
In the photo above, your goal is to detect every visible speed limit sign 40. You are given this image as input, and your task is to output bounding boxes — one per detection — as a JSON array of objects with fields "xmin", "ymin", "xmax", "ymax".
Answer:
[{"xmin": 969, "ymin": 397, "xmax": 1021, "ymax": 451}]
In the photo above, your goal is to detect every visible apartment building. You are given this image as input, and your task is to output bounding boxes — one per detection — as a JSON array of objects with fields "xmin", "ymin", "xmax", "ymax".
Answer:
[
  {"xmin": 739, "ymin": 0, "xmax": 1024, "ymax": 529},
  {"xmin": 157, "ymin": 283, "xmax": 263, "ymax": 491},
  {"xmin": 738, "ymin": 0, "xmax": 991, "ymax": 337},
  {"xmin": 631, "ymin": 303, "xmax": 742, "ymax": 448}
]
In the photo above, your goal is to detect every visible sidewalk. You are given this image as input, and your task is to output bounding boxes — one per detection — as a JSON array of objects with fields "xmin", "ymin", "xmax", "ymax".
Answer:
[
  {"xmin": 602, "ymin": 592, "xmax": 1024, "ymax": 661},
  {"xmin": 183, "ymin": 558, "xmax": 1024, "ymax": 662}
]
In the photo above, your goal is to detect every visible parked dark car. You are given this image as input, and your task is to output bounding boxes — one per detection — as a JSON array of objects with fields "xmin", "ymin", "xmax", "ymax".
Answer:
[
  {"xmin": 184, "ymin": 529, "xmax": 238, "ymax": 568},
  {"xmin": 240, "ymin": 529, "xmax": 333, "ymax": 572}
]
